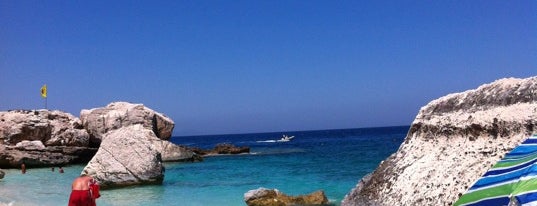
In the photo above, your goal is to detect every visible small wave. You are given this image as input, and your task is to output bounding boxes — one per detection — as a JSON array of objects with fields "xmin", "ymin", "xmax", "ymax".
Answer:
[{"xmin": 250, "ymin": 148, "xmax": 306, "ymax": 155}]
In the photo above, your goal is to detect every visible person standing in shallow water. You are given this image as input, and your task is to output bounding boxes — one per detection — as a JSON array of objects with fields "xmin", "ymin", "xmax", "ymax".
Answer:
[
  {"xmin": 68, "ymin": 174, "xmax": 100, "ymax": 206},
  {"xmin": 20, "ymin": 162, "xmax": 26, "ymax": 174}
]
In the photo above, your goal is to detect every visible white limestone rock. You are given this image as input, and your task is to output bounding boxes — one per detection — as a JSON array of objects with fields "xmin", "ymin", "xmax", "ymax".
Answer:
[
  {"xmin": 0, "ymin": 110, "xmax": 94, "ymax": 168},
  {"xmin": 14, "ymin": 140, "xmax": 45, "ymax": 150},
  {"xmin": 342, "ymin": 76, "xmax": 537, "ymax": 206},
  {"xmin": 80, "ymin": 102, "xmax": 174, "ymax": 146},
  {"xmin": 82, "ymin": 125, "xmax": 165, "ymax": 188},
  {"xmin": 0, "ymin": 110, "xmax": 89, "ymax": 147},
  {"xmin": 150, "ymin": 140, "xmax": 201, "ymax": 162}
]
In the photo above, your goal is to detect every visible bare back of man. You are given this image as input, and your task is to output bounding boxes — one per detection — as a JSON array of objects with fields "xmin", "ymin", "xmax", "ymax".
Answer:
[
  {"xmin": 69, "ymin": 175, "xmax": 97, "ymax": 206},
  {"xmin": 72, "ymin": 176, "xmax": 92, "ymax": 190}
]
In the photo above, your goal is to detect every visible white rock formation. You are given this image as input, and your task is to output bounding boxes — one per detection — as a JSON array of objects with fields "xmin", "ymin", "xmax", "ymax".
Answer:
[
  {"xmin": 14, "ymin": 140, "xmax": 45, "ymax": 150},
  {"xmin": 82, "ymin": 125, "xmax": 164, "ymax": 188},
  {"xmin": 342, "ymin": 77, "xmax": 537, "ymax": 206},
  {"xmin": 0, "ymin": 110, "xmax": 94, "ymax": 168},
  {"xmin": 80, "ymin": 102, "xmax": 174, "ymax": 146},
  {"xmin": 0, "ymin": 102, "xmax": 193, "ymax": 169},
  {"xmin": 0, "ymin": 110, "xmax": 89, "ymax": 147},
  {"xmin": 81, "ymin": 102, "xmax": 198, "ymax": 162}
]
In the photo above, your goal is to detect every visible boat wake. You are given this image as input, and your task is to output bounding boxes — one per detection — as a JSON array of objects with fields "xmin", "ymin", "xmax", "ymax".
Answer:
[
  {"xmin": 256, "ymin": 140, "xmax": 277, "ymax": 143},
  {"xmin": 256, "ymin": 135, "xmax": 295, "ymax": 143}
]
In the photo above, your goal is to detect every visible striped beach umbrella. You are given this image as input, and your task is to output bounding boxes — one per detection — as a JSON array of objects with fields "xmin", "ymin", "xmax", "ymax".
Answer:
[{"xmin": 454, "ymin": 134, "xmax": 537, "ymax": 206}]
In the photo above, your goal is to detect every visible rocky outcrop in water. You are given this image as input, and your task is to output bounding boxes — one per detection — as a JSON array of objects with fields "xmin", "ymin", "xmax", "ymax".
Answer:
[
  {"xmin": 80, "ymin": 102, "xmax": 174, "ymax": 146},
  {"xmin": 82, "ymin": 125, "xmax": 164, "ymax": 188},
  {"xmin": 152, "ymin": 140, "xmax": 202, "ymax": 162},
  {"xmin": 342, "ymin": 77, "xmax": 537, "ymax": 206},
  {"xmin": 244, "ymin": 188, "xmax": 329, "ymax": 206},
  {"xmin": 0, "ymin": 169, "xmax": 4, "ymax": 179},
  {"xmin": 0, "ymin": 110, "xmax": 96, "ymax": 168},
  {"xmin": 189, "ymin": 143, "xmax": 250, "ymax": 156}
]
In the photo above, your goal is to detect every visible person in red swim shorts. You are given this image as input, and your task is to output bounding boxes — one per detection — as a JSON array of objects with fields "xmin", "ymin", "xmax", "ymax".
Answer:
[{"xmin": 68, "ymin": 174, "xmax": 101, "ymax": 206}]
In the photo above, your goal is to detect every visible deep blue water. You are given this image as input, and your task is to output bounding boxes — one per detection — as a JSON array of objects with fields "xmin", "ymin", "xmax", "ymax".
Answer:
[
  {"xmin": 0, "ymin": 126, "xmax": 408, "ymax": 206},
  {"xmin": 167, "ymin": 126, "xmax": 409, "ymax": 205}
]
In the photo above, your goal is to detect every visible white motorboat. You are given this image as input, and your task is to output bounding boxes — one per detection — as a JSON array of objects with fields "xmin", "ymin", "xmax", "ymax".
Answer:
[{"xmin": 277, "ymin": 135, "xmax": 295, "ymax": 142}]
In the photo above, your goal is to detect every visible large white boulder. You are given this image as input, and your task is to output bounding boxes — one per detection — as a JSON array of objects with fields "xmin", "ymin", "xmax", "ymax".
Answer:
[{"xmin": 82, "ymin": 125, "xmax": 164, "ymax": 188}]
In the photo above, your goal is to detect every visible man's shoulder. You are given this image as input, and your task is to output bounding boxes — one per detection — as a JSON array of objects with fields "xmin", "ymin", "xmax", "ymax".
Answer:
[{"xmin": 74, "ymin": 176, "xmax": 91, "ymax": 182}]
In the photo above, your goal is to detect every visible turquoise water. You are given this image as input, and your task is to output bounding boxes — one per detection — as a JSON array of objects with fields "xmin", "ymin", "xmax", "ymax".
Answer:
[{"xmin": 0, "ymin": 126, "xmax": 408, "ymax": 206}]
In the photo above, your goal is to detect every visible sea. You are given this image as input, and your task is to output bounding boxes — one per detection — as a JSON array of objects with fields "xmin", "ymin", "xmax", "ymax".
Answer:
[{"xmin": 0, "ymin": 126, "xmax": 409, "ymax": 206}]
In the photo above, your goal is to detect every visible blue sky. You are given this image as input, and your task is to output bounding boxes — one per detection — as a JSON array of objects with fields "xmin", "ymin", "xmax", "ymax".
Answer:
[{"xmin": 1, "ymin": 1, "xmax": 535, "ymax": 136}]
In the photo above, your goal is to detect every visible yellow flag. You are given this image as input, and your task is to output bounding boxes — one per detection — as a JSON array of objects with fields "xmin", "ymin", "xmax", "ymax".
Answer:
[{"xmin": 40, "ymin": 84, "xmax": 47, "ymax": 98}]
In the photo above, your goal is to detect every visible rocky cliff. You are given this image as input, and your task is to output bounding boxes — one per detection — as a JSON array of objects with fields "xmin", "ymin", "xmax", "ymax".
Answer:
[{"xmin": 342, "ymin": 77, "xmax": 537, "ymax": 206}]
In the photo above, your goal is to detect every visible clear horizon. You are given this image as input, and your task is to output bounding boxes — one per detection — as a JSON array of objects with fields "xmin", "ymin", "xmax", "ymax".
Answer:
[
  {"xmin": 172, "ymin": 124, "xmax": 410, "ymax": 137},
  {"xmin": 1, "ymin": 1, "xmax": 535, "ymax": 136}
]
